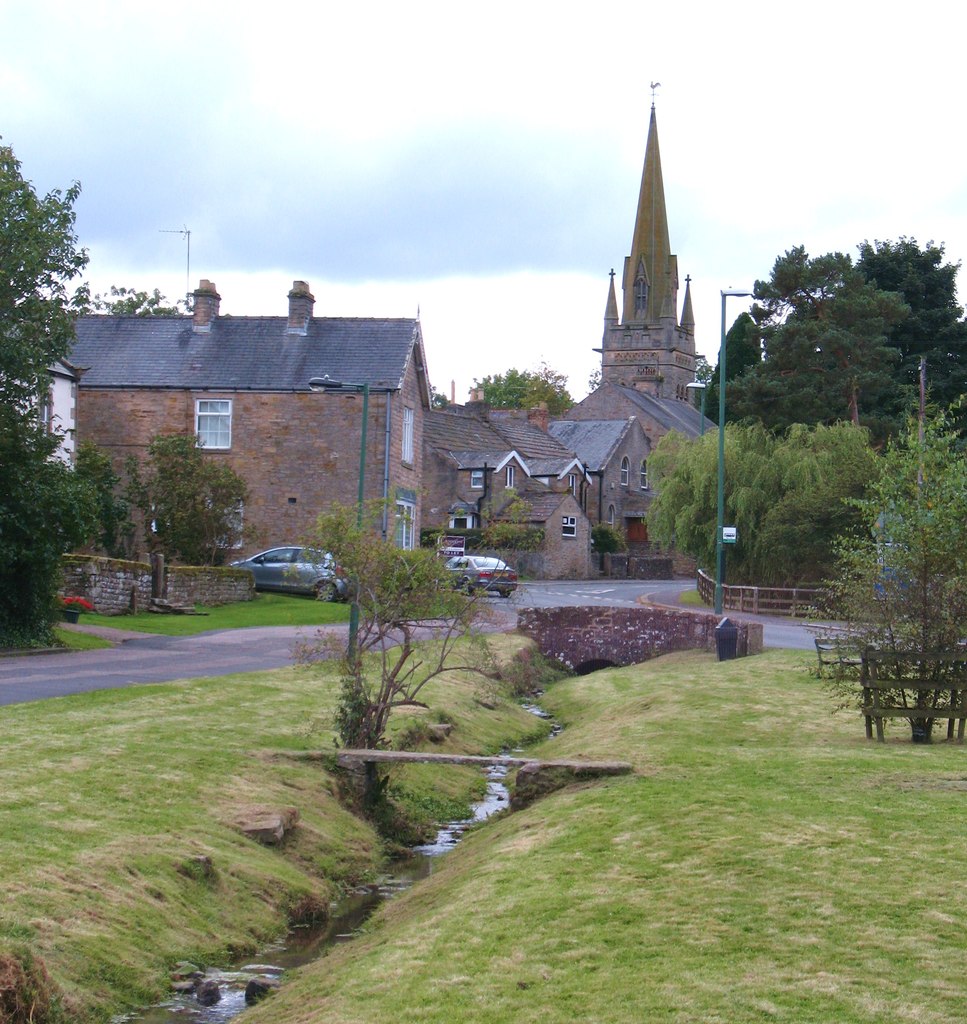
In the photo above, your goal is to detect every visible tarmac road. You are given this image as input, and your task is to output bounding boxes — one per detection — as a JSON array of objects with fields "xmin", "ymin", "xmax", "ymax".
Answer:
[{"xmin": 0, "ymin": 582, "xmax": 820, "ymax": 706}]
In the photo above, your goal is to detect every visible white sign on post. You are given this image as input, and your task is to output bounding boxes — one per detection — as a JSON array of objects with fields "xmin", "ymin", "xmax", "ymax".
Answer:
[{"xmin": 722, "ymin": 526, "xmax": 738, "ymax": 544}]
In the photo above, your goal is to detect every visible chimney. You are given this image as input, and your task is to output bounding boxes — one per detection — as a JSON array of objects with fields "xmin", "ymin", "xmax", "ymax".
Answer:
[
  {"xmin": 192, "ymin": 280, "xmax": 220, "ymax": 332},
  {"xmin": 527, "ymin": 403, "xmax": 550, "ymax": 432},
  {"xmin": 287, "ymin": 280, "xmax": 315, "ymax": 335}
]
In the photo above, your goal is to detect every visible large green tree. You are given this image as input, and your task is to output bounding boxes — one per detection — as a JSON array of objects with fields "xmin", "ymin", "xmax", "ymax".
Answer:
[
  {"xmin": 648, "ymin": 421, "xmax": 879, "ymax": 586},
  {"xmin": 703, "ymin": 312, "xmax": 760, "ymax": 427},
  {"xmin": 473, "ymin": 362, "xmax": 573, "ymax": 414},
  {"xmin": 0, "ymin": 145, "xmax": 96, "ymax": 646},
  {"xmin": 728, "ymin": 247, "xmax": 908, "ymax": 440},
  {"xmin": 856, "ymin": 238, "xmax": 967, "ymax": 429},
  {"xmin": 126, "ymin": 434, "xmax": 249, "ymax": 565}
]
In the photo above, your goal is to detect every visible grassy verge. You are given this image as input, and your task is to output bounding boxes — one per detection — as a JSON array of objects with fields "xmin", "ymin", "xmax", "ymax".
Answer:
[
  {"xmin": 0, "ymin": 634, "xmax": 539, "ymax": 1022},
  {"xmin": 243, "ymin": 648, "xmax": 967, "ymax": 1024},
  {"xmin": 76, "ymin": 593, "xmax": 350, "ymax": 636}
]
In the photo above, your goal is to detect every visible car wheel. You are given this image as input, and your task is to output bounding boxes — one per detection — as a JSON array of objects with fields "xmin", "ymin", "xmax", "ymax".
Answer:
[
  {"xmin": 315, "ymin": 580, "xmax": 338, "ymax": 602},
  {"xmin": 498, "ymin": 589, "xmax": 512, "ymax": 599},
  {"xmin": 460, "ymin": 577, "xmax": 474, "ymax": 594}
]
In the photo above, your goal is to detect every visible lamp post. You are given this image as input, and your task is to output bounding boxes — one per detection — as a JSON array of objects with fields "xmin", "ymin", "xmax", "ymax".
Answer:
[
  {"xmin": 685, "ymin": 381, "xmax": 707, "ymax": 436},
  {"xmin": 715, "ymin": 289, "xmax": 753, "ymax": 614},
  {"xmin": 308, "ymin": 375, "xmax": 369, "ymax": 660}
]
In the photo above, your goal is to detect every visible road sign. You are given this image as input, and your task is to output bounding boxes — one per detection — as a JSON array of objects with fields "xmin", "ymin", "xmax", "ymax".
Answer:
[{"xmin": 722, "ymin": 526, "xmax": 737, "ymax": 544}]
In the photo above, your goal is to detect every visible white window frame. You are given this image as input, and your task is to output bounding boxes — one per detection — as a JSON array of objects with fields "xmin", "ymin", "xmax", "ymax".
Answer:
[
  {"xmin": 608, "ymin": 504, "xmax": 615, "ymax": 526},
  {"xmin": 505, "ymin": 464, "xmax": 516, "ymax": 489},
  {"xmin": 640, "ymin": 459, "xmax": 649, "ymax": 490},
  {"xmin": 470, "ymin": 468, "xmax": 484, "ymax": 489},
  {"xmin": 568, "ymin": 473, "xmax": 577, "ymax": 494},
  {"xmin": 196, "ymin": 399, "xmax": 232, "ymax": 449},
  {"xmin": 562, "ymin": 515, "xmax": 577, "ymax": 538},
  {"xmin": 395, "ymin": 499, "xmax": 415, "ymax": 549},
  {"xmin": 402, "ymin": 406, "xmax": 414, "ymax": 464},
  {"xmin": 620, "ymin": 456, "xmax": 630, "ymax": 487}
]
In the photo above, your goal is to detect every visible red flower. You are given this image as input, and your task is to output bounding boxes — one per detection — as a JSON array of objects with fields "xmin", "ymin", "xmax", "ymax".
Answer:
[{"xmin": 62, "ymin": 596, "xmax": 94, "ymax": 612}]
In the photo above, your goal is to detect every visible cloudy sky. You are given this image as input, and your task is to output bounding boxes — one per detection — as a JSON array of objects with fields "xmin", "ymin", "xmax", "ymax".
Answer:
[{"xmin": 5, "ymin": 1, "xmax": 966, "ymax": 402}]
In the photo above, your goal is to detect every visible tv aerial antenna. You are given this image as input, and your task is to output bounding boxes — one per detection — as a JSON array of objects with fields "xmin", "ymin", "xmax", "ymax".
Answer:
[{"xmin": 159, "ymin": 225, "xmax": 191, "ymax": 306}]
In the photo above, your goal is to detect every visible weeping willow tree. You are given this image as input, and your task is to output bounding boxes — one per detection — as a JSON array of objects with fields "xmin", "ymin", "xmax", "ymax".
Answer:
[{"xmin": 648, "ymin": 422, "xmax": 879, "ymax": 586}]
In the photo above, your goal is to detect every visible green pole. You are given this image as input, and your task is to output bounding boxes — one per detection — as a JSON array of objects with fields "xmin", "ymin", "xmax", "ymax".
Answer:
[
  {"xmin": 715, "ymin": 293, "xmax": 727, "ymax": 615},
  {"xmin": 348, "ymin": 383, "xmax": 369, "ymax": 662},
  {"xmin": 715, "ymin": 289, "xmax": 752, "ymax": 616}
]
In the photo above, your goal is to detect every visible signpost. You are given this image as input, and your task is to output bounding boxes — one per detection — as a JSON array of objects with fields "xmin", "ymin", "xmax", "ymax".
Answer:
[
  {"xmin": 722, "ymin": 526, "xmax": 737, "ymax": 545},
  {"xmin": 439, "ymin": 535, "xmax": 466, "ymax": 557}
]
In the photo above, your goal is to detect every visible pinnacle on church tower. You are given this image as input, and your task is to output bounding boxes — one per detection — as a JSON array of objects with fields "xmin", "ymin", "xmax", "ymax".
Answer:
[{"xmin": 599, "ymin": 99, "xmax": 697, "ymax": 400}]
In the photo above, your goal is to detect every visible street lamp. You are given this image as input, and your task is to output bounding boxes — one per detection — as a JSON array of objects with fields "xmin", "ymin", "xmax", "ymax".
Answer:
[
  {"xmin": 308, "ymin": 375, "xmax": 369, "ymax": 660},
  {"xmin": 685, "ymin": 381, "xmax": 707, "ymax": 436},
  {"xmin": 715, "ymin": 289, "xmax": 753, "ymax": 615}
]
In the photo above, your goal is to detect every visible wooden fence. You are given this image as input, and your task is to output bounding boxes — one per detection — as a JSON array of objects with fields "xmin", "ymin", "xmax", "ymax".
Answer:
[{"xmin": 696, "ymin": 569, "xmax": 824, "ymax": 617}]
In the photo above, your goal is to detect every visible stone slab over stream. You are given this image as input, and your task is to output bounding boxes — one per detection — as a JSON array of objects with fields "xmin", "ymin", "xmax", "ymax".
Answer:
[{"xmin": 334, "ymin": 750, "xmax": 633, "ymax": 809}]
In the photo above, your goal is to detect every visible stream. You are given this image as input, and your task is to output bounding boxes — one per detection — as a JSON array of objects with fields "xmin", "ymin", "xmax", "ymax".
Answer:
[{"xmin": 120, "ymin": 745, "xmax": 545, "ymax": 1023}]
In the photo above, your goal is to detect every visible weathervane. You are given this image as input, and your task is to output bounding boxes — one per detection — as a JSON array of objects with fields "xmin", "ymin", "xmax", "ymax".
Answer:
[{"xmin": 650, "ymin": 81, "xmax": 661, "ymax": 107}]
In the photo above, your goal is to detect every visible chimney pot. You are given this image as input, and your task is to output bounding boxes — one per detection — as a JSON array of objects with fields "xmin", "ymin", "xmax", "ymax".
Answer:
[
  {"xmin": 192, "ymin": 280, "xmax": 220, "ymax": 332},
  {"xmin": 287, "ymin": 280, "xmax": 315, "ymax": 335}
]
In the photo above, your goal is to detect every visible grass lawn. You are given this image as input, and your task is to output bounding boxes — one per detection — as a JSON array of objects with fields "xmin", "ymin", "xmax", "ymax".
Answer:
[
  {"xmin": 244, "ymin": 649, "xmax": 967, "ymax": 1024},
  {"xmin": 77, "ymin": 592, "xmax": 351, "ymax": 636},
  {"xmin": 0, "ymin": 634, "xmax": 543, "ymax": 1021}
]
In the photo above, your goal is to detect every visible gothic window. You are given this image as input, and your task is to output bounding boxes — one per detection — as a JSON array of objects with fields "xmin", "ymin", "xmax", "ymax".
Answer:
[
  {"xmin": 640, "ymin": 460, "xmax": 649, "ymax": 491},
  {"xmin": 620, "ymin": 457, "xmax": 630, "ymax": 486},
  {"xmin": 634, "ymin": 259, "xmax": 648, "ymax": 316}
]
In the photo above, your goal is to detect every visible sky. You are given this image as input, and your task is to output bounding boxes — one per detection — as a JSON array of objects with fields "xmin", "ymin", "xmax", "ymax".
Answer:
[{"xmin": 5, "ymin": 0, "xmax": 967, "ymax": 404}]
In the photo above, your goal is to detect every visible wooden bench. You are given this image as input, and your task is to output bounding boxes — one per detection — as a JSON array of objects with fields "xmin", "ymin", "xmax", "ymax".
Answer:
[
  {"xmin": 814, "ymin": 636, "xmax": 862, "ymax": 677},
  {"xmin": 860, "ymin": 650, "xmax": 967, "ymax": 742}
]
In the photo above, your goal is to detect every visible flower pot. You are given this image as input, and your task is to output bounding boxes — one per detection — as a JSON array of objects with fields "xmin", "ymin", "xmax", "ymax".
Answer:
[{"xmin": 61, "ymin": 608, "xmax": 81, "ymax": 624}]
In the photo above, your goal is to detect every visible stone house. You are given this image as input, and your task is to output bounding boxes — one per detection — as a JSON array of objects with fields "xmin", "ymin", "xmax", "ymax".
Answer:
[
  {"xmin": 422, "ymin": 404, "xmax": 592, "ymax": 578},
  {"xmin": 547, "ymin": 416, "xmax": 653, "ymax": 541},
  {"xmin": 70, "ymin": 279, "xmax": 431, "ymax": 558}
]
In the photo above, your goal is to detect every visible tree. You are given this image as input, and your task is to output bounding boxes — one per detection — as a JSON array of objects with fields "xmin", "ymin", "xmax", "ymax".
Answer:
[
  {"xmin": 830, "ymin": 414, "xmax": 967, "ymax": 654},
  {"xmin": 74, "ymin": 441, "xmax": 134, "ymax": 557},
  {"xmin": 125, "ymin": 434, "xmax": 249, "ymax": 565},
  {"xmin": 430, "ymin": 388, "xmax": 450, "ymax": 409},
  {"xmin": 827, "ymin": 414, "xmax": 967, "ymax": 739},
  {"xmin": 728, "ymin": 247, "xmax": 908, "ymax": 440},
  {"xmin": 703, "ymin": 312, "xmax": 760, "ymax": 426},
  {"xmin": 647, "ymin": 421, "xmax": 879, "ymax": 586},
  {"xmin": 0, "ymin": 145, "xmax": 96, "ymax": 647},
  {"xmin": 88, "ymin": 285, "xmax": 187, "ymax": 316},
  {"xmin": 301, "ymin": 502, "xmax": 493, "ymax": 753},
  {"xmin": 473, "ymin": 362, "xmax": 573, "ymax": 414},
  {"xmin": 856, "ymin": 238, "xmax": 967, "ymax": 431}
]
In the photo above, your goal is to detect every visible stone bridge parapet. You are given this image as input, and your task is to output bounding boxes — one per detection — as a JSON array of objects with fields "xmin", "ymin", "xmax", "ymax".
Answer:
[{"xmin": 517, "ymin": 605, "xmax": 762, "ymax": 673}]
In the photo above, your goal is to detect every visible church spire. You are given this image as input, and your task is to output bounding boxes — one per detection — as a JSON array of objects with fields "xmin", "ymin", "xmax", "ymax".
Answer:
[
  {"xmin": 604, "ymin": 268, "xmax": 619, "ymax": 322},
  {"xmin": 680, "ymin": 275, "xmax": 694, "ymax": 333},
  {"xmin": 622, "ymin": 103, "xmax": 673, "ymax": 326}
]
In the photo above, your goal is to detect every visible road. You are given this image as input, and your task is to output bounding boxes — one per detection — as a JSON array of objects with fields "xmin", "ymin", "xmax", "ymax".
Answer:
[{"xmin": 0, "ymin": 580, "xmax": 821, "ymax": 706}]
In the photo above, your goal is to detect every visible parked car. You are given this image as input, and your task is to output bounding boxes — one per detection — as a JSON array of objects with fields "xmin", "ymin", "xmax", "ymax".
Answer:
[
  {"xmin": 231, "ymin": 546, "xmax": 345, "ymax": 600},
  {"xmin": 445, "ymin": 555, "xmax": 518, "ymax": 598}
]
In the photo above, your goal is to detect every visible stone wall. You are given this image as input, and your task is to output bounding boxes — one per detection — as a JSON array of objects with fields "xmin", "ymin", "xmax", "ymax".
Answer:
[
  {"xmin": 517, "ymin": 605, "xmax": 763, "ymax": 671},
  {"xmin": 604, "ymin": 552, "xmax": 675, "ymax": 580},
  {"xmin": 61, "ymin": 556, "xmax": 254, "ymax": 614}
]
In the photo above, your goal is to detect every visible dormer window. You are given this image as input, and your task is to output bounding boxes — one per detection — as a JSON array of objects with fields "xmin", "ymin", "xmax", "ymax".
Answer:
[{"xmin": 505, "ymin": 464, "xmax": 516, "ymax": 489}]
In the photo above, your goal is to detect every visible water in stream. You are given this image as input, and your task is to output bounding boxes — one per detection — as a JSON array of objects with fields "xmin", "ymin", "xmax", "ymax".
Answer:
[{"xmin": 121, "ymin": 763, "xmax": 513, "ymax": 1023}]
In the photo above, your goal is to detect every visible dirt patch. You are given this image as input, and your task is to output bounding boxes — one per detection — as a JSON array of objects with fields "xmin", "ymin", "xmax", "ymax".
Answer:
[{"xmin": 0, "ymin": 951, "xmax": 57, "ymax": 1024}]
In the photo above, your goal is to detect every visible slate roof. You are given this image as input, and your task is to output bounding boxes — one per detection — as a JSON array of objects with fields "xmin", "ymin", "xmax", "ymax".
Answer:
[
  {"xmin": 611, "ymin": 385, "xmax": 708, "ymax": 437},
  {"xmin": 423, "ymin": 410, "xmax": 513, "ymax": 468},
  {"xmin": 547, "ymin": 419, "xmax": 633, "ymax": 472},
  {"xmin": 71, "ymin": 315, "xmax": 426, "ymax": 394}
]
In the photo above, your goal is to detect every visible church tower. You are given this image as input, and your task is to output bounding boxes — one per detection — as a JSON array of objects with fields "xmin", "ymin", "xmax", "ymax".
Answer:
[{"xmin": 598, "ymin": 103, "xmax": 696, "ymax": 400}]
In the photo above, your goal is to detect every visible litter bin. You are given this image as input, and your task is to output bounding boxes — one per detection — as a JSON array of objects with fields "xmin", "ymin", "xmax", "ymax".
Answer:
[{"xmin": 715, "ymin": 617, "xmax": 739, "ymax": 662}]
